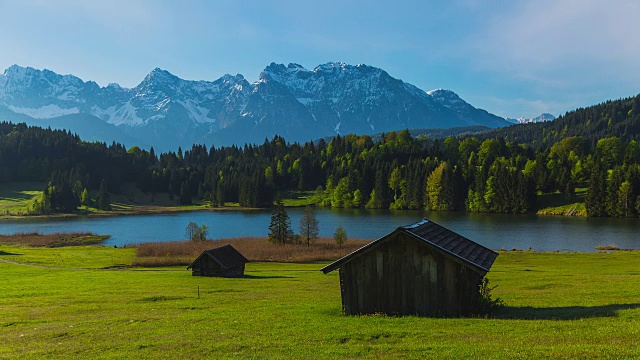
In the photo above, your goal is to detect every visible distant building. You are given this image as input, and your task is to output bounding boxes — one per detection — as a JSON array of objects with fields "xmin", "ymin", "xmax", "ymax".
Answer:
[
  {"xmin": 187, "ymin": 244, "xmax": 248, "ymax": 277},
  {"xmin": 321, "ymin": 219, "xmax": 498, "ymax": 316}
]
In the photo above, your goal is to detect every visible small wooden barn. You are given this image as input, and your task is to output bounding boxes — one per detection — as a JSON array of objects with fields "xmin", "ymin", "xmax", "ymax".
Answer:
[
  {"xmin": 321, "ymin": 219, "xmax": 498, "ymax": 317},
  {"xmin": 187, "ymin": 244, "xmax": 248, "ymax": 277}
]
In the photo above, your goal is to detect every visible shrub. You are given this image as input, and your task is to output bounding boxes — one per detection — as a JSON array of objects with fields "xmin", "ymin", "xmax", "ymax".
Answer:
[{"xmin": 472, "ymin": 277, "xmax": 504, "ymax": 316}]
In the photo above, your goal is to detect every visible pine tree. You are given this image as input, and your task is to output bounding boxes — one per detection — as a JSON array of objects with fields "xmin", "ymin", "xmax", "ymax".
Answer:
[
  {"xmin": 179, "ymin": 182, "xmax": 192, "ymax": 205},
  {"xmin": 606, "ymin": 167, "xmax": 624, "ymax": 216},
  {"xmin": 268, "ymin": 197, "xmax": 293, "ymax": 245},
  {"xmin": 299, "ymin": 205, "xmax": 319, "ymax": 247},
  {"xmin": 96, "ymin": 179, "xmax": 111, "ymax": 211},
  {"xmin": 586, "ymin": 165, "xmax": 606, "ymax": 216}
]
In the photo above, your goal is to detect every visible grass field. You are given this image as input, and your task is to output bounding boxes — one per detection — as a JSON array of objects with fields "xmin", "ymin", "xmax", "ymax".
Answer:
[
  {"xmin": 1, "ymin": 245, "xmax": 640, "ymax": 359},
  {"xmin": 536, "ymin": 188, "xmax": 587, "ymax": 216},
  {"xmin": 0, "ymin": 182, "xmax": 43, "ymax": 216},
  {"xmin": 281, "ymin": 190, "xmax": 321, "ymax": 207}
]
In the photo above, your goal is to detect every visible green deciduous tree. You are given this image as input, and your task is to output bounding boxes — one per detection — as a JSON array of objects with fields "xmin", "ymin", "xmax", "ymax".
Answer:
[
  {"xmin": 334, "ymin": 225, "xmax": 347, "ymax": 247},
  {"xmin": 425, "ymin": 162, "xmax": 455, "ymax": 211},
  {"xmin": 80, "ymin": 188, "xmax": 92, "ymax": 207},
  {"xmin": 618, "ymin": 181, "xmax": 633, "ymax": 217},
  {"xmin": 186, "ymin": 221, "xmax": 209, "ymax": 241}
]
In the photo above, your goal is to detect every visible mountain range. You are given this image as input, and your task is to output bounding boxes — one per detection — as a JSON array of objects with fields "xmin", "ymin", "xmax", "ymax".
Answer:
[
  {"xmin": 0, "ymin": 63, "xmax": 516, "ymax": 151},
  {"xmin": 506, "ymin": 113, "xmax": 556, "ymax": 124}
]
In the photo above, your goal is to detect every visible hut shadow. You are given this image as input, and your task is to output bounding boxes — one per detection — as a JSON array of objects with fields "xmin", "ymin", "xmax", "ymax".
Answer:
[
  {"xmin": 240, "ymin": 274, "xmax": 294, "ymax": 280},
  {"xmin": 495, "ymin": 303, "xmax": 640, "ymax": 320}
]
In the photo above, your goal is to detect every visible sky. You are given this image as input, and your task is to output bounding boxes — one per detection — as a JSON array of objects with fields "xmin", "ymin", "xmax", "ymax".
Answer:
[{"xmin": 0, "ymin": 0, "xmax": 638, "ymax": 119}]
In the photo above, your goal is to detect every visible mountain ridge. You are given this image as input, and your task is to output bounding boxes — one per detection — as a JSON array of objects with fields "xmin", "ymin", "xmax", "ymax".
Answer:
[{"xmin": 0, "ymin": 63, "xmax": 510, "ymax": 151}]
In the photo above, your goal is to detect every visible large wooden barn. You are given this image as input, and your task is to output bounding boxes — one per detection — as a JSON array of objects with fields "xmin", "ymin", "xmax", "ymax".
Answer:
[
  {"xmin": 187, "ymin": 244, "xmax": 248, "ymax": 277},
  {"xmin": 321, "ymin": 219, "xmax": 498, "ymax": 316}
]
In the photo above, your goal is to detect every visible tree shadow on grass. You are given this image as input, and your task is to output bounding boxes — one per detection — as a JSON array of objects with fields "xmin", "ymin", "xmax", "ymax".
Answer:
[
  {"xmin": 0, "ymin": 250, "xmax": 22, "ymax": 256},
  {"xmin": 495, "ymin": 303, "xmax": 640, "ymax": 320},
  {"xmin": 241, "ymin": 274, "xmax": 294, "ymax": 280}
]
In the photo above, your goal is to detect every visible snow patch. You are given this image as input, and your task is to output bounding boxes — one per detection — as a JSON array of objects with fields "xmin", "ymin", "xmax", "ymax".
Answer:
[
  {"xmin": 8, "ymin": 104, "xmax": 80, "ymax": 119},
  {"xmin": 177, "ymin": 100, "xmax": 215, "ymax": 124},
  {"xmin": 90, "ymin": 105, "xmax": 117, "ymax": 121},
  {"xmin": 109, "ymin": 102, "xmax": 145, "ymax": 126},
  {"xmin": 155, "ymin": 98, "xmax": 170, "ymax": 111},
  {"xmin": 334, "ymin": 122, "xmax": 341, "ymax": 133}
]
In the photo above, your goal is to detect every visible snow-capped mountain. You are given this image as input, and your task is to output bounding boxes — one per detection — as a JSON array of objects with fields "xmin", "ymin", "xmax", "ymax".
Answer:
[
  {"xmin": 506, "ymin": 113, "xmax": 556, "ymax": 124},
  {"xmin": 0, "ymin": 63, "xmax": 510, "ymax": 151}
]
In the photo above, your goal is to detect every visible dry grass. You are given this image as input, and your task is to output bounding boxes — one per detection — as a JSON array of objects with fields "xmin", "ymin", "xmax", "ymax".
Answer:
[
  {"xmin": 0, "ymin": 232, "xmax": 110, "ymax": 247},
  {"xmin": 133, "ymin": 237, "xmax": 371, "ymax": 267},
  {"xmin": 596, "ymin": 245, "xmax": 620, "ymax": 251}
]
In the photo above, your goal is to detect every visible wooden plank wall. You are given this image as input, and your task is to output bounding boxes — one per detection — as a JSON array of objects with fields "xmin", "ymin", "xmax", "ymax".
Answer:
[{"xmin": 339, "ymin": 233, "xmax": 483, "ymax": 316}]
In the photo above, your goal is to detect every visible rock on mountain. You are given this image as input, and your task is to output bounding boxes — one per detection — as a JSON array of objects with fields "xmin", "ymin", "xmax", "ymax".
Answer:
[
  {"xmin": 0, "ymin": 63, "xmax": 511, "ymax": 151},
  {"xmin": 506, "ymin": 113, "xmax": 556, "ymax": 124}
]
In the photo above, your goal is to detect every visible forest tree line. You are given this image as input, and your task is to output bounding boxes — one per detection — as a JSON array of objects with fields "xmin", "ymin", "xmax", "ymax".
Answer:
[{"xmin": 1, "ymin": 93, "xmax": 640, "ymax": 217}]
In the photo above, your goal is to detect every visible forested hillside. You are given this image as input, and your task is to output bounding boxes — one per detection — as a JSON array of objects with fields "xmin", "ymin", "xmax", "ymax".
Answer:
[
  {"xmin": 1, "ymin": 93, "xmax": 639, "ymax": 217},
  {"xmin": 481, "ymin": 95, "xmax": 640, "ymax": 149}
]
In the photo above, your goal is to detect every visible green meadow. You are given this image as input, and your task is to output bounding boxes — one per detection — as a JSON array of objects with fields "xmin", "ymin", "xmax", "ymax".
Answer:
[
  {"xmin": 0, "ymin": 182, "xmax": 43, "ymax": 216},
  {"xmin": 1, "ymin": 246, "xmax": 639, "ymax": 359}
]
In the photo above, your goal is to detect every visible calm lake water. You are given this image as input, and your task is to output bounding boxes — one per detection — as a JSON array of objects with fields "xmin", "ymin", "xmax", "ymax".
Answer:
[{"xmin": 1, "ymin": 209, "xmax": 639, "ymax": 252}]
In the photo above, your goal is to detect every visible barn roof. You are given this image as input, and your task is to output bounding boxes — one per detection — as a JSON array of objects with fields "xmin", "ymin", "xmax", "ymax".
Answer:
[
  {"xmin": 321, "ymin": 219, "xmax": 498, "ymax": 274},
  {"xmin": 187, "ymin": 244, "xmax": 249, "ymax": 270}
]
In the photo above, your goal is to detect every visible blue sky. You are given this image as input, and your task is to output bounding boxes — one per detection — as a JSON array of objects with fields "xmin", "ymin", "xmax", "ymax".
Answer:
[{"xmin": 0, "ymin": 0, "xmax": 638, "ymax": 119}]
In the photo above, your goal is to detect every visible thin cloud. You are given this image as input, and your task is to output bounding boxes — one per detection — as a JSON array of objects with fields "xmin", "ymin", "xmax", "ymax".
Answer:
[{"xmin": 470, "ymin": 0, "xmax": 640, "ymax": 83}]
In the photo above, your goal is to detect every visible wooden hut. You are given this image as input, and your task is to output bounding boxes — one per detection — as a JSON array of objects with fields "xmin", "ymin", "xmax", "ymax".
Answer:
[
  {"xmin": 321, "ymin": 219, "xmax": 498, "ymax": 316},
  {"xmin": 187, "ymin": 244, "xmax": 248, "ymax": 277}
]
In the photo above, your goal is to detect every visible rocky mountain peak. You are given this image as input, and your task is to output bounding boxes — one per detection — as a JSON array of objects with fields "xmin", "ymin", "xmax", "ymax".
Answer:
[
  {"xmin": 141, "ymin": 68, "xmax": 179, "ymax": 85},
  {"xmin": 0, "ymin": 62, "xmax": 510, "ymax": 150}
]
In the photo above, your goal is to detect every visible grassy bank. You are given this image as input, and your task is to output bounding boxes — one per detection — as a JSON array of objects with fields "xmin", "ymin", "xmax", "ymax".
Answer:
[
  {"xmin": 0, "ymin": 232, "xmax": 110, "ymax": 248},
  {"xmin": 1, "ymin": 245, "xmax": 640, "ymax": 358}
]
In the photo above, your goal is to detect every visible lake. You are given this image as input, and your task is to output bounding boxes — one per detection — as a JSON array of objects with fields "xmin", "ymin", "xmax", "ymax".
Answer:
[{"xmin": 1, "ymin": 209, "xmax": 640, "ymax": 252}]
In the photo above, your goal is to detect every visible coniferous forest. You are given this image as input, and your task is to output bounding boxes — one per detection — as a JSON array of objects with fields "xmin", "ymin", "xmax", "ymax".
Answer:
[{"xmin": 1, "ymin": 94, "xmax": 640, "ymax": 217}]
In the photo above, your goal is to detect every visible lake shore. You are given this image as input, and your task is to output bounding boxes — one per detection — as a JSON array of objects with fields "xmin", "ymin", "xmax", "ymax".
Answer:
[
  {"xmin": 1, "ymin": 202, "xmax": 593, "ymax": 221},
  {"xmin": 0, "ymin": 204, "xmax": 264, "ymax": 220}
]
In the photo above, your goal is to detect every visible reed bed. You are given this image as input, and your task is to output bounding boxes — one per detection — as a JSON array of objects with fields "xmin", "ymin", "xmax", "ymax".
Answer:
[
  {"xmin": 595, "ymin": 245, "xmax": 620, "ymax": 251},
  {"xmin": 0, "ymin": 232, "xmax": 110, "ymax": 247},
  {"xmin": 133, "ymin": 236, "xmax": 371, "ymax": 266}
]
